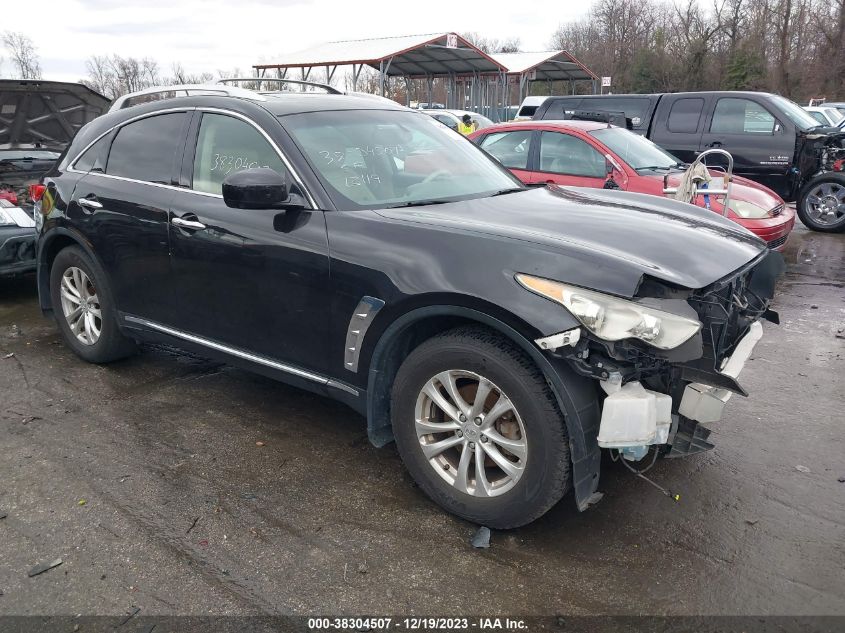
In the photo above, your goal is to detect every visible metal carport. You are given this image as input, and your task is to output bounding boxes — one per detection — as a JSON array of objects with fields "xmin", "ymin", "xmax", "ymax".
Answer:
[
  {"xmin": 253, "ymin": 34, "xmax": 597, "ymax": 121},
  {"xmin": 492, "ymin": 51, "xmax": 600, "ymax": 104}
]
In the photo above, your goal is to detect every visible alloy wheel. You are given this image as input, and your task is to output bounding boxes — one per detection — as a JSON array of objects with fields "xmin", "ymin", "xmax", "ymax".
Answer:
[
  {"xmin": 805, "ymin": 182, "xmax": 845, "ymax": 227},
  {"xmin": 414, "ymin": 370, "xmax": 527, "ymax": 497},
  {"xmin": 60, "ymin": 266, "xmax": 102, "ymax": 345}
]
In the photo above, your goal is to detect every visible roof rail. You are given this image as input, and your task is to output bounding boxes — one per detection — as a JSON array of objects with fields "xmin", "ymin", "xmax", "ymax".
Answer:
[
  {"xmin": 217, "ymin": 77, "xmax": 343, "ymax": 94},
  {"xmin": 108, "ymin": 83, "xmax": 267, "ymax": 112}
]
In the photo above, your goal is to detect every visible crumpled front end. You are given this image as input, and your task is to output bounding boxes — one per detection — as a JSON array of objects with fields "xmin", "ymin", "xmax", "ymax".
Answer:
[{"xmin": 537, "ymin": 249, "xmax": 785, "ymax": 465}]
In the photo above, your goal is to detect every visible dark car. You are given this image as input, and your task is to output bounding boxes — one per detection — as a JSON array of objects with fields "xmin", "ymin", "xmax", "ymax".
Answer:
[
  {"xmin": 0, "ymin": 80, "xmax": 108, "ymax": 276},
  {"xmin": 534, "ymin": 92, "xmax": 845, "ymax": 231},
  {"xmin": 35, "ymin": 85, "xmax": 783, "ymax": 528}
]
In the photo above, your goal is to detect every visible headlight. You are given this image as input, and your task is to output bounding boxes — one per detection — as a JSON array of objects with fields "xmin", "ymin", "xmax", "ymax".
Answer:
[
  {"xmin": 0, "ymin": 208, "xmax": 16, "ymax": 226},
  {"xmin": 727, "ymin": 200, "xmax": 770, "ymax": 219},
  {"xmin": 516, "ymin": 274, "xmax": 701, "ymax": 350}
]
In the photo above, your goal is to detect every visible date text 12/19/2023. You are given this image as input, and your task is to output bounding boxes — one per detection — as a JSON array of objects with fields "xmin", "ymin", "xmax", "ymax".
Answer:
[{"xmin": 307, "ymin": 617, "xmax": 529, "ymax": 631}]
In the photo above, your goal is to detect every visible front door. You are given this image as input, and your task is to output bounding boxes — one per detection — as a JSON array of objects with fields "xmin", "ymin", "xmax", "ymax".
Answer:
[
  {"xmin": 698, "ymin": 96, "xmax": 794, "ymax": 191},
  {"xmin": 167, "ymin": 110, "xmax": 331, "ymax": 375}
]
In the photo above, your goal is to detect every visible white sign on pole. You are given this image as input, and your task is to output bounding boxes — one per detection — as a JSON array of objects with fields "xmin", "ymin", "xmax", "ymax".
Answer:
[
  {"xmin": 602, "ymin": 76, "xmax": 612, "ymax": 87},
  {"xmin": 446, "ymin": 34, "xmax": 458, "ymax": 48}
]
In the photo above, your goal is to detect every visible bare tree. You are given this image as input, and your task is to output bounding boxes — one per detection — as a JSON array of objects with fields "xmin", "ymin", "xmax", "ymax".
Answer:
[
  {"xmin": 461, "ymin": 32, "xmax": 522, "ymax": 53},
  {"xmin": 547, "ymin": 0, "xmax": 842, "ymax": 100},
  {"xmin": 2, "ymin": 31, "xmax": 42, "ymax": 79}
]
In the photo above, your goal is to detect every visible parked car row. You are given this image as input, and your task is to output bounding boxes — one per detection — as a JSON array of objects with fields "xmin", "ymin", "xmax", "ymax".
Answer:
[
  {"xmin": 29, "ymin": 81, "xmax": 785, "ymax": 528},
  {"xmin": 524, "ymin": 91, "xmax": 845, "ymax": 232},
  {"xmin": 470, "ymin": 119, "xmax": 795, "ymax": 249}
]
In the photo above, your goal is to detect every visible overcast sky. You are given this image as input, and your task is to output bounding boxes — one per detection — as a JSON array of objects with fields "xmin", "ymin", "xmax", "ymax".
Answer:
[{"xmin": 2, "ymin": 0, "xmax": 589, "ymax": 83}]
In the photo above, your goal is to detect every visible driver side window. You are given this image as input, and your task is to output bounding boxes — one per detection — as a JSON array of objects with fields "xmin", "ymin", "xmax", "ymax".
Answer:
[
  {"xmin": 192, "ymin": 113, "xmax": 286, "ymax": 195},
  {"xmin": 539, "ymin": 132, "xmax": 605, "ymax": 178}
]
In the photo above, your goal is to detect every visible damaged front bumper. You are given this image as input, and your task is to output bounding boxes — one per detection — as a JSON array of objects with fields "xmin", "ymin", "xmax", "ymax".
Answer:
[
  {"xmin": 597, "ymin": 319, "xmax": 764, "ymax": 461},
  {"xmin": 535, "ymin": 250, "xmax": 784, "ymax": 509}
]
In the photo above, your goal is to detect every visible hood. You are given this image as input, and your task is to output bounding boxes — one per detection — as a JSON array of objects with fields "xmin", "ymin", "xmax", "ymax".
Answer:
[
  {"xmin": 376, "ymin": 186, "xmax": 766, "ymax": 293},
  {"xmin": 0, "ymin": 80, "xmax": 109, "ymax": 151}
]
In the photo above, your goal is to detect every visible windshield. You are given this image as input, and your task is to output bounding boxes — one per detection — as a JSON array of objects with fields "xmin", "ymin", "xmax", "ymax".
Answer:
[
  {"xmin": 769, "ymin": 95, "xmax": 823, "ymax": 130},
  {"xmin": 0, "ymin": 150, "xmax": 60, "ymax": 160},
  {"xmin": 590, "ymin": 127, "xmax": 680, "ymax": 170},
  {"xmin": 283, "ymin": 109, "xmax": 521, "ymax": 210}
]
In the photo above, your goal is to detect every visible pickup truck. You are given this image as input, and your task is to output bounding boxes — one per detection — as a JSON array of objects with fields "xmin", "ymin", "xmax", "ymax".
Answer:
[{"xmin": 533, "ymin": 91, "xmax": 845, "ymax": 232}]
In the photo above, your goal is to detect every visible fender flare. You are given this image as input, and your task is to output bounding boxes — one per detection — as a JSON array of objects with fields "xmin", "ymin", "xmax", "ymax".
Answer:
[
  {"xmin": 36, "ymin": 226, "xmax": 102, "ymax": 314},
  {"xmin": 366, "ymin": 304, "xmax": 602, "ymax": 511}
]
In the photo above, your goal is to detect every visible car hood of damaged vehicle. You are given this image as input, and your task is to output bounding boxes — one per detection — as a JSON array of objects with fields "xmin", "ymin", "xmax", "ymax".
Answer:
[{"xmin": 375, "ymin": 185, "xmax": 767, "ymax": 297}]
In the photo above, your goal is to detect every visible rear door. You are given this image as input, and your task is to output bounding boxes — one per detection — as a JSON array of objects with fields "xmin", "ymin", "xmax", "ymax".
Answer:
[
  {"xmin": 530, "ymin": 130, "xmax": 607, "ymax": 188},
  {"xmin": 67, "ymin": 110, "xmax": 190, "ymax": 324},
  {"xmin": 476, "ymin": 129, "xmax": 536, "ymax": 184},
  {"xmin": 650, "ymin": 95, "xmax": 710, "ymax": 164},
  {"xmin": 698, "ymin": 96, "xmax": 794, "ymax": 187}
]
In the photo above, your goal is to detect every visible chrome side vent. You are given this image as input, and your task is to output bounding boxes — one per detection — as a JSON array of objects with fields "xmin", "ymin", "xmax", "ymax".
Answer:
[{"xmin": 343, "ymin": 296, "xmax": 385, "ymax": 372}]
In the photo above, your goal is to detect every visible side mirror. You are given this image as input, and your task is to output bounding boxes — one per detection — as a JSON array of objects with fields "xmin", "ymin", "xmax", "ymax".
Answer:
[{"xmin": 222, "ymin": 168, "xmax": 290, "ymax": 210}]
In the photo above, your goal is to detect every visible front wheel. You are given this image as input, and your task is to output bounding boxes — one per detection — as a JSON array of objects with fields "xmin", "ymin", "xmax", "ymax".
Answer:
[
  {"xmin": 797, "ymin": 173, "xmax": 845, "ymax": 232},
  {"xmin": 391, "ymin": 326, "xmax": 573, "ymax": 529}
]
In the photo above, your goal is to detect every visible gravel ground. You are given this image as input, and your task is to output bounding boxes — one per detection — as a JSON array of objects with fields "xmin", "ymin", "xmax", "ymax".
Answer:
[{"xmin": 0, "ymin": 222, "xmax": 843, "ymax": 618}]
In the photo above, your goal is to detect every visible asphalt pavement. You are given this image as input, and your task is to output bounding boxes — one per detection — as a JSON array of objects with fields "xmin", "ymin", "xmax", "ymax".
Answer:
[{"xmin": 0, "ymin": 223, "xmax": 843, "ymax": 617}]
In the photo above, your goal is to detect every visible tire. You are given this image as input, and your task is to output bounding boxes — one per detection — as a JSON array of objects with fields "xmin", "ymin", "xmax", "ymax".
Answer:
[
  {"xmin": 391, "ymin": 325, "xmax": 573, "ymax": 529},
  {"xmin": 49, "ymin": 245, "xmax": 136, "ymax": 363},
  {"xmin": 797, "ymin": 173, "xmax": 845, "ymax": 233}
]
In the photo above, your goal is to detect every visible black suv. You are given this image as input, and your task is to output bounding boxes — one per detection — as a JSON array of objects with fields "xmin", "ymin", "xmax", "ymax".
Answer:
[{"xmin": 35, "ymin": 86, "xmax": 783, "ymax": 528}]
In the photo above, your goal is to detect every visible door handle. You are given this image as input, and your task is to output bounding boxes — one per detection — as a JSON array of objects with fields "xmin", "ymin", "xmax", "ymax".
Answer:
[
  {"xmin": 78, "ymin": 197, "xmax": 103, "ymax": 209},
  {"xmin": 171, "ymin": 216, "xmax": 206, "ymax": 230},
  {"xmin": 706, "ymin": 141, "xmax": 723, "ymax": 148}
]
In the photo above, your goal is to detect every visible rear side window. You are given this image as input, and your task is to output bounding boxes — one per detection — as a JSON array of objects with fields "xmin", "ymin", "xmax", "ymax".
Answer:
[
  {"xmin": 479, "ymin": 130, "xmax": 532, "ymax": 169},
  {"xmin": 192, "ymin": 113, "xmax": 286, "ymax": 195},
  {"xmin": 667, "ymin": 98, "xmax": 704, "ymax": 133},
  {"xmin": 106, "ymin": 113, "xmax": 187, "ymax": 183},
  {"xmin": 579, "ymin": 97, "xmax": 650, "ymax": 127},
  {"xmin": 538, "ymin": 131, "xmax": 605, "ymax": 177},
  {"xmin": 433, "ymin": 115, "xmax": 458, "ymax": 130},
  {"xmin": 73, "ymin": 135, "xmax": 111, "ymax": 173},
  {"xmin": 710, "ymin": 98, "xmax": 775, "ymax": 134},
  {"xmin": 539, "ymin": 98, "xmax": 582, "ymax": 120}
]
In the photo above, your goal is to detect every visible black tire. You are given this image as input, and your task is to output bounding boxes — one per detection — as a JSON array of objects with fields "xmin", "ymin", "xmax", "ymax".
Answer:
[
  {"xmin": 49, "ymin": 246, "xmax": 136, "ymax": 363},
  {"xmin": 796, "ymin": 173, "xmax": 845, "ymax": 233},
  {"xmin": 391, "ymin": 325, "xmax": 574, "ymax": 529}
]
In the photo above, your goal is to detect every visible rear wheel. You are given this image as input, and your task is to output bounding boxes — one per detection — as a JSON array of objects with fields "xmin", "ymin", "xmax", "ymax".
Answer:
[
  {"xmin": 797, "ymin": 174, "xmax": 845, "ymax": 232},
  {"xmin": 49, "ymin": 246, "xmax": 136, "ymax": 363},
  {"xmin": 391, "ymin": 326, "xmax": 573, "ymax": 529}
]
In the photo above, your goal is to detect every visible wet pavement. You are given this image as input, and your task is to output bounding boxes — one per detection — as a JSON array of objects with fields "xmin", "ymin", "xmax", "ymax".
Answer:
[{"xmin": 0, "ymin": 223, "xmax": 843, "ymax": 617}]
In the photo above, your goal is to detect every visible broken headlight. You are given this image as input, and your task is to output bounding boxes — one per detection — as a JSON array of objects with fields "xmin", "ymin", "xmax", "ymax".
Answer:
[{"xmin": 516, "ymin": 274, "xmax": 701, "ymax": 350}]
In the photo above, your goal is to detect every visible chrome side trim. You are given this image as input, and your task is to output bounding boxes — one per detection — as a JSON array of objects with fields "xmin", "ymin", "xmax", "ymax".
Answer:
[
  {"xmin": 67, "ymin": 106, "xmax": 317, "ymax": 208},
  {"xmin": 123, "ymin": 315, "xmax": 358, "ymax": 396},
  {"xmin": 344, "ymin": 296, "xmax": 385, "ymax": 372}
]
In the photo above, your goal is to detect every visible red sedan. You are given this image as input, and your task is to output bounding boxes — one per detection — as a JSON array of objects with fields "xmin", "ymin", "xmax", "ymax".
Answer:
[{"xmin": 470, "ymin": 121, "xmax": 795, "ymax": 250}]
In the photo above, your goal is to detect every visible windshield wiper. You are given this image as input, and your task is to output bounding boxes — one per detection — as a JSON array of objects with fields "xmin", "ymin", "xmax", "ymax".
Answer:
[
  {"xmin": 489, "ymin": 187, "xmax": 525, "ymax": 196},
  {"xmin": 637, "ymin": 165, "xmax": 675, "ymax": 171},
  {"xmin": 386, "ymin": 198, "xmax": 454, "ymax": 209}
]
